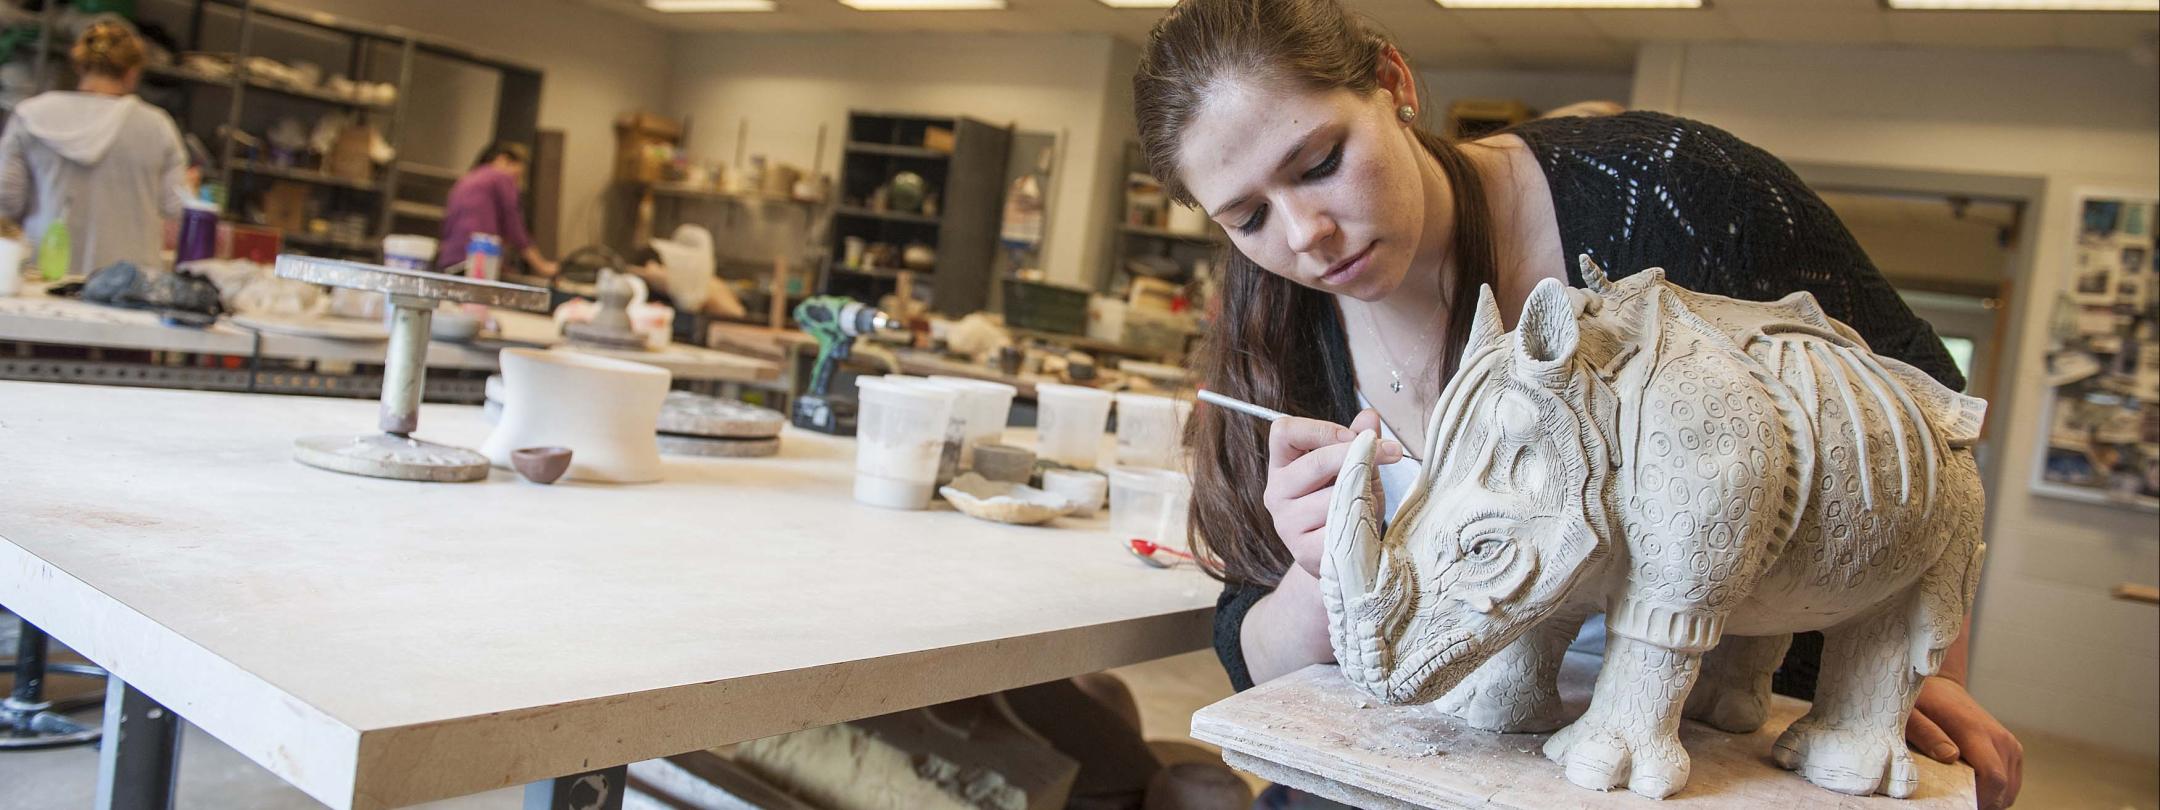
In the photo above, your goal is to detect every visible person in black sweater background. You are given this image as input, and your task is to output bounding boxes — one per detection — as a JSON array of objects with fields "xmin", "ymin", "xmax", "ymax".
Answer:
[{"xmin": 1132, "ymin": 0, "xmax": 2022, "ymax": 807}]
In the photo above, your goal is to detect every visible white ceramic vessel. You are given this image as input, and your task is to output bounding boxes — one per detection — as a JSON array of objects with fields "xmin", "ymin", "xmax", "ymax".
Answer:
[{"xmin": 480, "ymin": 348, "xmax": 672, "ymax": 484}]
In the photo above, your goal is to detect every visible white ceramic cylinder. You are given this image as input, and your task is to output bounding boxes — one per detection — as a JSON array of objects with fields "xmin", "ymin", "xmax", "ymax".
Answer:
[
  {"xmin": 1042, "ymin": 469, "xmax": 1108, "ymax": 518},
  {"xmin": 1114, "ymin": 392, "xmax": 1182, "ymax": 470},
  {"xmin": 1107, "ymin": 466, "xmax": 1191, "ymax": 544},
  {"xmin": 1035, "ymin": 383, "xmax": 1113, "ymax": 469},
  {"xmin": 480, "ymin": 349, "xmax": 672, "ymax": 484},
  {"xmin": 854, "ymin": 377, "xmax": 957, "ymax": 509}
]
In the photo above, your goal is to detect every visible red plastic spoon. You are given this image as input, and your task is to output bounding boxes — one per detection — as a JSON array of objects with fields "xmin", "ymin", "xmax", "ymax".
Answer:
[{"xmin": 1128, "ymin": 538, "xmax": 1196, "ymax": 568}]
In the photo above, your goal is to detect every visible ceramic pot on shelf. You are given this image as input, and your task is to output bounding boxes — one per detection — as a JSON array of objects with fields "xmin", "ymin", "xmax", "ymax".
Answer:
[{"xmin": 480, "ymin": 348, "xmax": 672, "ymax": 484}]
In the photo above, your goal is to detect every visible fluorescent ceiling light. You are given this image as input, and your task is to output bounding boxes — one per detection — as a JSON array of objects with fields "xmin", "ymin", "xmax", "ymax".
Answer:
[
  {"xmin": 644, "ymin": 0, "xmax": 775, "ymax": 11},
  {"xmin": 1436, "ymin": 0, "xmax": 1702, "ymax": 7},
  {"xmin": 839, "ymin": 0, "xmax": 1007, "ymax": 9},
  {"xmin": 1098, "ymin": 0, "xmax": 1179, "ymax": 7},
  {"xmin": 1885, "ymin": 0, "xmax": 2156, "ymax": 9}
]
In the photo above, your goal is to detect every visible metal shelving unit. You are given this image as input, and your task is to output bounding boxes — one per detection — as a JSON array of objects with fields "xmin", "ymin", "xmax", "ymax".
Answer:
[{"xmin": 0, "ymin": 0, "xmax": 548, "ymax": 263}]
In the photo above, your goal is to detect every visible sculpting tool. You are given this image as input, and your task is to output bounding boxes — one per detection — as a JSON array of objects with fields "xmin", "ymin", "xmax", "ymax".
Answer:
[{"xmin": 1197, "ymin": 388, "xmax": 1290, "ymax": 422}]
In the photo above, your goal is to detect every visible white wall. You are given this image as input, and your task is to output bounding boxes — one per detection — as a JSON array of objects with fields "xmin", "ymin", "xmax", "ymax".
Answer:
[
  {"xmin": 1633, "ymin": 42, "xmax": 2160, "ymax": 757},
  {"xmin": 666, "ymin": 32, "xmax": 1131, "ymax": 291},
  {"xmin": 1419, "ymin": 68, "xmax": 1632, "ymax": 115},
  {"xmin": 273, "ymin": 0, "xmax": 672, "ymax": 250}
]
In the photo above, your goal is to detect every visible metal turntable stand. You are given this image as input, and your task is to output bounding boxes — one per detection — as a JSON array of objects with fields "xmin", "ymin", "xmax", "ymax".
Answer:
[{"xmin": 274, "ymin": 255, "xmax": 550, "ymax": 482}]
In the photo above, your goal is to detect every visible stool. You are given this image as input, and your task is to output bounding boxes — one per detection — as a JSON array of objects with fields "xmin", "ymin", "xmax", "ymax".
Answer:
[{"xmin": 0, "ymin": 611, "xmax": 104, "ymax": 749}]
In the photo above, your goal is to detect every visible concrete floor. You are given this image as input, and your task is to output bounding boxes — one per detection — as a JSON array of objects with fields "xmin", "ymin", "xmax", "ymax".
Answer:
[{"xmin": 4, "ymin": 617, "xmax": 2156, "ymax": 810}]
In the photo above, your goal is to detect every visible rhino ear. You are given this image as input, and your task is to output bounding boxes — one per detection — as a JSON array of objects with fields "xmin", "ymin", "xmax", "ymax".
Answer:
[
  {"xmin": 1513, "ymin": 279, "xmax": 1580, "ymax": 385},
  {"xmin": 1462, "ymin": 284, "xmax": 1504, "ymax": 367}
]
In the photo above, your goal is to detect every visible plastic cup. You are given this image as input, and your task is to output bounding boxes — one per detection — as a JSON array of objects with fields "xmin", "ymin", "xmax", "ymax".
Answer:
[
  {"xmin": 383, "ymin": 234, "xmax": 438, "ymax": 271},
  {"xmin": 1114, "ymin": 392, "xmax": 1182, "ymax": 470},
  {"xmin": 1107, "ymin": 466, "xmax": 1192, "ymax": 544},
  {"xmin": 928, "ymin": 375, "xmax": 1017, "ymax": 464},
  {"xmin": 1042, "ymin": 469, "xmax": 1108, "ymax": 518},
  {"xmin": 885, "ymin": 376, "xmax": 972, "ymax": 485},
  {"xmin": 852, "ymin": 377, "xmax": 957, "ymax": 509},
  {"xmin": 0, "ymin": 237, "xmax": 22, "ymax": 297},
  {"xmin": 1035, "ymin": 383, "xmax": 1113, "ymax": 469}
]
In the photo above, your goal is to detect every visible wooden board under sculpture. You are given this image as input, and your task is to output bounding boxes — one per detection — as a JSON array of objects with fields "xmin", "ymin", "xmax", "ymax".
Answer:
[
  {"xmin": 1226, "ymin": 262, "xmax": 1989, "ymax": 806},
  {"xmin": 1192, "ymin": 656, "xmax": 1976, "ymax": 809}
]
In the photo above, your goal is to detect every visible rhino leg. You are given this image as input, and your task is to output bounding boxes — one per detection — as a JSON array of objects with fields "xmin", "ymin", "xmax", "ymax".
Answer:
[
  {"xmin": 1436, "ymin": 608, "xmax": 1589, "ymax": 733},
  {"xmin": 1683, "ymin": 633, "xmax": 1793, "ymax": 733},
  {"xmin": 1543, "ymin": 633, "xmax": 1700, "ymax": 799},
  {"xmin": 1772, "ymin": 603, "xmax": 1923, "ymax": 799}
]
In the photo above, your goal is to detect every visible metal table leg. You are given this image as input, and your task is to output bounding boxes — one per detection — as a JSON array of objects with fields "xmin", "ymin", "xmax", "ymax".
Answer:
[
  {"xmin": 0, "ymin": 617, "xmax": 105, "ymax": 749},
  {"xmin": 525, "ymin": 765, "xmax": 628, "ymax": 810},
  {"xmin": 95, "ymin": 679, "xmax": 181, "ymax": 810}
]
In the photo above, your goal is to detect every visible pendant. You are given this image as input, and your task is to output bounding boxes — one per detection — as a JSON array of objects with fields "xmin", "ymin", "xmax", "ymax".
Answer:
[{"xmin": 1390, "ymin": 372, "xmax": 1404, "ymax": 394}]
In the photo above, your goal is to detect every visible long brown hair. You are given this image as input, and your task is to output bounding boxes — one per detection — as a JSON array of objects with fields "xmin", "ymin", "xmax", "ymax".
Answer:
[{"xmin": 1135, "ymin": 0, "xmax": 1498, "ymax": 588}]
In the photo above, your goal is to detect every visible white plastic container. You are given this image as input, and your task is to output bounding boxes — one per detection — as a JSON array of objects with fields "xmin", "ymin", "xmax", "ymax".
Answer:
[
  {"xmin": 927, "ymin": 375, "xmax": 1017, "ymax": 464},
  {"xmin": 0, "ymin": 236, "xmax": 22, "ymax": 296},
  {"xmin": 853, "ymin": 377, "xmax": 957, "ymax": 509},
  {"xmin": 382, "ymin": 234, "xmax": 438, "ymax": 271},
  {"xmin": 1042, "ymin": 469, "xmax": 1108, "ymax": 518},
  {"xmin": 1035, "ymin": 383, "xmax": 1113, "ymax": 469},
  {"xmin": 1107, "ymin": 466, "xmax": 1192, "ymax": 544},
  {"xmin": 885, "ymin": 376, "xmax": 972, "ymax": 485},
  {"xmin": 1114, "ymin": 392, "xmax": 1182, "ymax": 470}
]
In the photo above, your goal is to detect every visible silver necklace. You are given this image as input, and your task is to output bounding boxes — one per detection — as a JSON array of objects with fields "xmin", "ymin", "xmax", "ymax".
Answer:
[{"xmin": 1352, "ymin": 303, "xmax": 1425, "ymax": 395}]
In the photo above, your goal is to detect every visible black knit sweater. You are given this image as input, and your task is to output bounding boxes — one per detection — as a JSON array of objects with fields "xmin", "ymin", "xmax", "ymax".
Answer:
[{"xmin": 1212, "ymin": 112, "xmax": 1962, "ymax": 695}]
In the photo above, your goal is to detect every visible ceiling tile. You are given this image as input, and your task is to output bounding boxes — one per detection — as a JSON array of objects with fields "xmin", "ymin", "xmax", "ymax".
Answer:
[
  {"xmin": 1489, "ymin": 36, "xmax": 1636, "ymax": 70},
  {"xmin": 1444, "ymin": 9, "xmax": 1611, "ymax": 41},
  {"xmin": 1885, "ymin": 11, "xmax": 2059, "ymax": 48},
  {"xmin": 2053, "ymin": 12, "xmax": 2160, "ymax": 50},
  {"xmin": 1722, "ymin": 7, "xmax": 1891, "ymax": 44},
  {"xmin": 1578, "ymin": 9, "xmax": 1745, "ymax": 41}
]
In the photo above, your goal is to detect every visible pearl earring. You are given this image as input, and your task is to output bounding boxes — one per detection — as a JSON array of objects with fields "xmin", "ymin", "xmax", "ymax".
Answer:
[{"xmin": 1397, "ymin": 105, "xmax": 1417, "ymax": 123}]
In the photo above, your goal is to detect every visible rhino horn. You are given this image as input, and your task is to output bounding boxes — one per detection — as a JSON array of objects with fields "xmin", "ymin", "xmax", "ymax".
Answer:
[
  {"xmin": 1462, "ymin": 284, "xmax": 1505, "ymax": 369},
  {"xmin": 1319, "ymin": 430, "xmax": 1397, "ymax": 695},
  {"xmin": 1513, "ymin": 278, "xmax": 1581, "ymax": 389}
]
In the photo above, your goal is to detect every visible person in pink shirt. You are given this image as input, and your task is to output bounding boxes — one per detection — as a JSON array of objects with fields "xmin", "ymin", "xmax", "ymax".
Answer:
[{"xmin": 437, "ymin": 142, "xmax": 556, "ymax": 277}]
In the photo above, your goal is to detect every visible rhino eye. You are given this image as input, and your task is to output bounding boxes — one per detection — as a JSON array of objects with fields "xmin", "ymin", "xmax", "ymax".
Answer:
[{"xmin": 1467, "ymin": 536, "xmax": 1507, "ymax": 562}]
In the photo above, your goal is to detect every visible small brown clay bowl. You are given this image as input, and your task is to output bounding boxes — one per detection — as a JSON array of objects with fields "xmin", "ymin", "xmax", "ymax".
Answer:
[{"xmin": 511, "ymin": 447, "xmax": 573, "ymax": 484}]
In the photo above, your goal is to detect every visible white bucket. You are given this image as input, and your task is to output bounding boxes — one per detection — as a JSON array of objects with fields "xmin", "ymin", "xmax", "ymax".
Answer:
[{"xmin": 382, "ymin": 234, "xmax": 438, "ymax": 271}]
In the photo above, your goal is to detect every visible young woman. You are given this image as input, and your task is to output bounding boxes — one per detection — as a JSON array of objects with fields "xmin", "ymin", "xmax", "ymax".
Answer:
[
  {"xmin": 1134, "ymin": 0, "xmax": 2022, "ymax": 807},
  {"xmin": 438, "ymin": 141, "xmax": 557, "ymax": 277},
  {"xmin": 0, "ymin": 19, "xmax": 193, "ymax": 277}
]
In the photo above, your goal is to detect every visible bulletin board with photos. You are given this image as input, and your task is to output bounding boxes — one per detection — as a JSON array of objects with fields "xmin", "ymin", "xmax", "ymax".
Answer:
[{"xmin": 2033, "ymin": 192, "xmax": 2160, "ymax": 511}]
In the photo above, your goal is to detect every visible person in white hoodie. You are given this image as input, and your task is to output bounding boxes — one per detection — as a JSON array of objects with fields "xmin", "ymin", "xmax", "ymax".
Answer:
[{"xmin": 0, "ymin": 19, "xmax": 191, "ymax": 278}]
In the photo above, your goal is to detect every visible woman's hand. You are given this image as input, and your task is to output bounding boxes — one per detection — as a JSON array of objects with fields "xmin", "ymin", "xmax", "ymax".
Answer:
[
  {"xmin": 1906, "ymin": 675, "xmax": 2022, "ymax": 809},
  {"xmin": 1262, "ymin": 409, "xmax": 1403, "ymax": 578}
]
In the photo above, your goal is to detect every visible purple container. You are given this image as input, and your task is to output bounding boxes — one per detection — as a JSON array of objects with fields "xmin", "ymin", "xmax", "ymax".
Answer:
[{"xmin": 176, "ymin": 199, "xmax": 220, "ymax": 265}]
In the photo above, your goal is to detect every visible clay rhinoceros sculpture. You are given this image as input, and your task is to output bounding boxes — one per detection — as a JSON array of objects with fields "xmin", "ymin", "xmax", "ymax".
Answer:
[{"xmin": 1320, "ymin": 263, "xmax": 1988, "ymax": 800}]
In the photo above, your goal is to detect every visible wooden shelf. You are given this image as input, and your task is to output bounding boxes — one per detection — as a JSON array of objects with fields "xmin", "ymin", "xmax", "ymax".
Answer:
[
  {"xmin": 650, "ymin": 184, "xmax": 816, "ymax": 207},
  {"xmin": 836, "ymin": 206, "xmax": 940, "ymax": 227},
  {"xmin": 844, "ymin": 142, "xmax": 949, "ymax": 160},
  {"xmin": 391, "ymin": 201, "xmax": 445, "ymax": 221},
  {"xmin": 396, "ymin": 162, "xmax": 461, "ymax": 182},
  {"xmin": 144, "ymin": 65, "xmax": 394, "ymax": 110},
  {"xmin": 1122, "ymin": 224, "xmax": 1220, "ymax": 244},
  {"xmin": 830, "ymin": 265, "xmax": 919, "ymax": 280},
  {"xmin": 280, "ymin": 230, "xmax": 377, "ymax": 253},
  {"xmin": 238, "ymin": 162, "xmax": 378, "ymax": 192}
]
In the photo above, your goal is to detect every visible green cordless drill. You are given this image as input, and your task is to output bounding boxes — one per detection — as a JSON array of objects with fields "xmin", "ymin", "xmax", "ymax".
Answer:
[{"xmin": 792, "ymin": 295, "xmax": 903, "ymax": 435}]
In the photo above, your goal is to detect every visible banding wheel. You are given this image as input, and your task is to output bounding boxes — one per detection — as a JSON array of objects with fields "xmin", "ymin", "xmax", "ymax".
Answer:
[{"xmin": 274, "ymin": 255, "xmax": 549, "ymax": 482}]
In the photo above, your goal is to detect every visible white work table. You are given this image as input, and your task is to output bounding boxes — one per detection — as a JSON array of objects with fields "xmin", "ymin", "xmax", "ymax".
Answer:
[
  {"xmin": 0, "ymin": 286, "xmax": 779, "ymax": 385},
  {"xmin": 0, "ymin": 381, "xmax": 1216, "ymax": 809}
]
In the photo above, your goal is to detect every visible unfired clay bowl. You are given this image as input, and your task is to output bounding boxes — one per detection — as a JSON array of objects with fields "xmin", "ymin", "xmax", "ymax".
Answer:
[
  {"xmin": 511, "ymin": 447, "xmax": 572, "ymax": 484},
  {"xmin": 938, "ymin": 473, "xmax": 1076, "ymax": 526}
]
